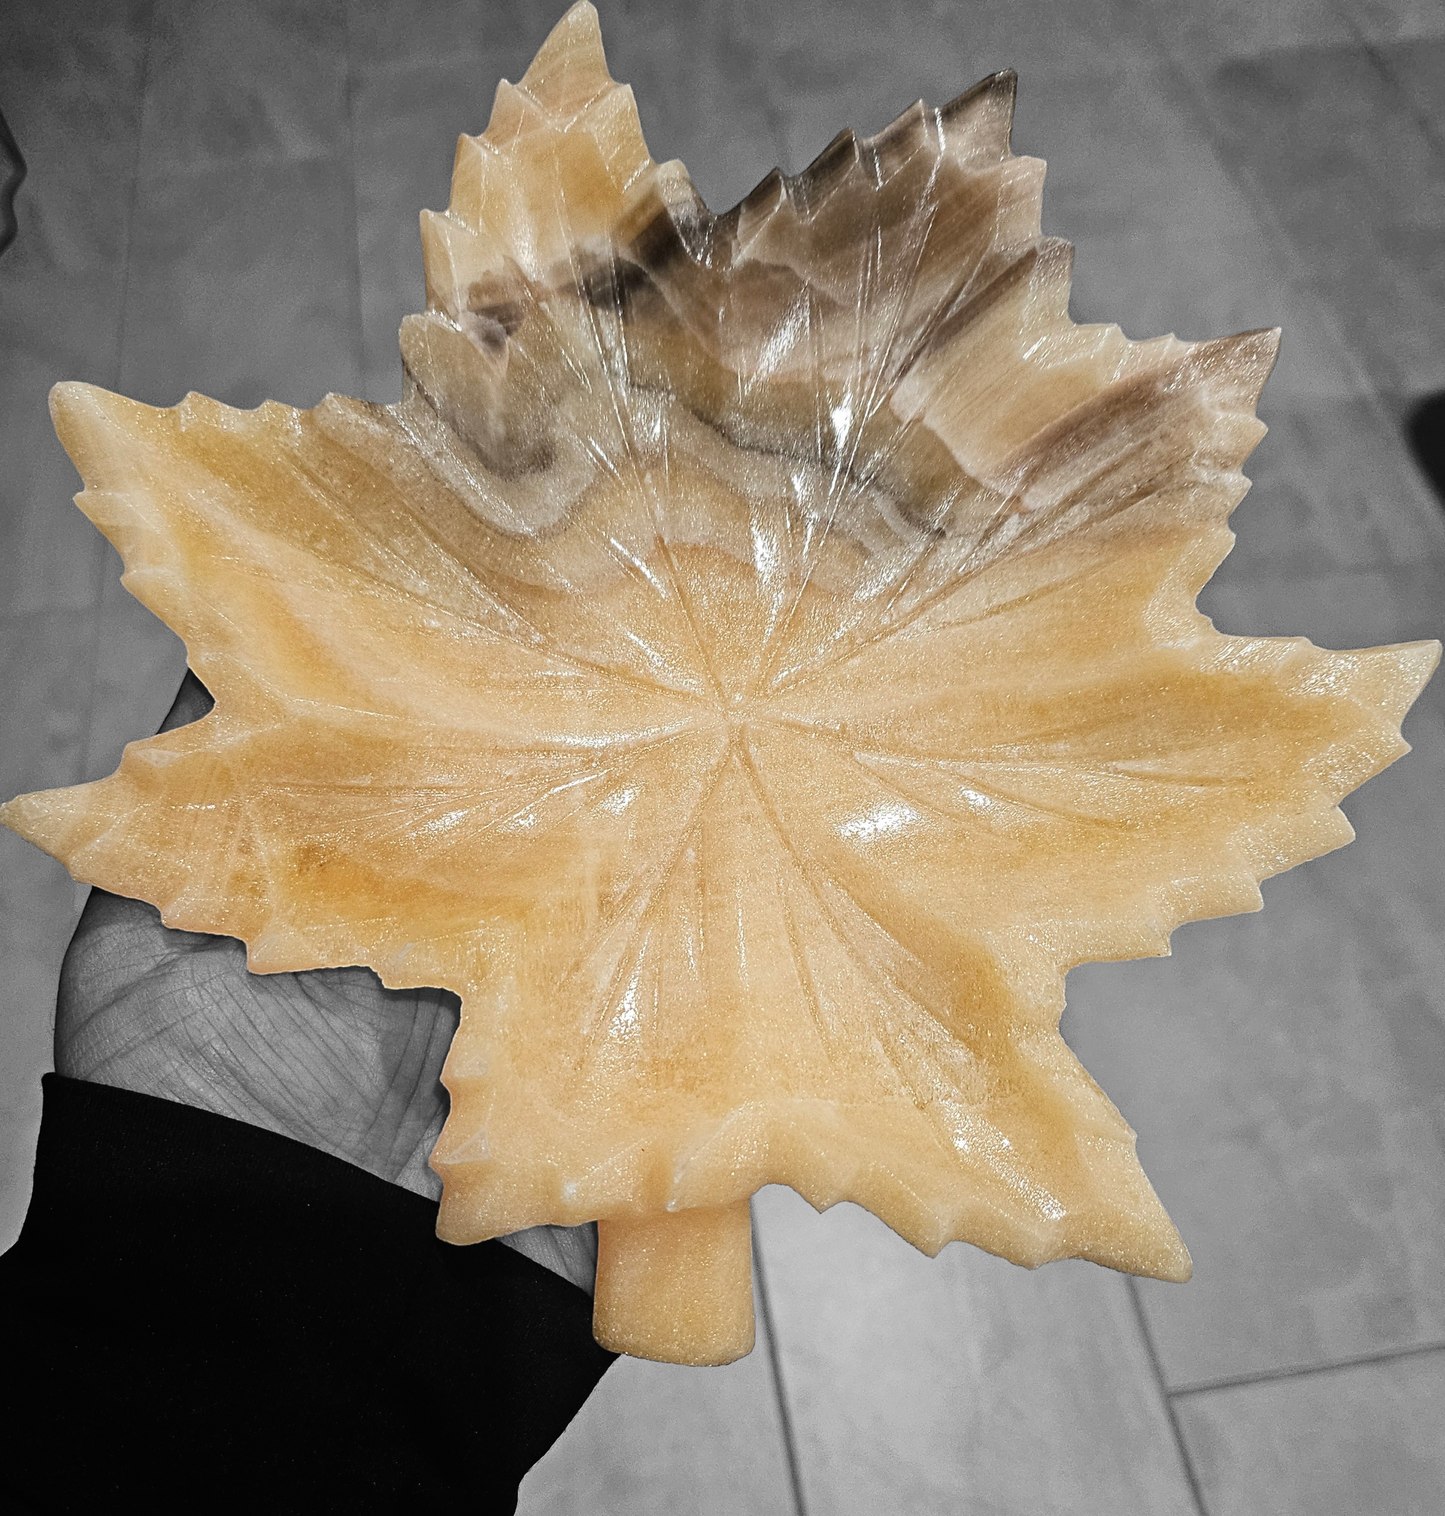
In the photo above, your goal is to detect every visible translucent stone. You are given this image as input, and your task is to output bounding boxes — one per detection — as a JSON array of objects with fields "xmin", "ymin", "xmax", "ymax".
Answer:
[{"xmin": 3, "ymin": 3, "xmax": 1437, "ymax": 1364}]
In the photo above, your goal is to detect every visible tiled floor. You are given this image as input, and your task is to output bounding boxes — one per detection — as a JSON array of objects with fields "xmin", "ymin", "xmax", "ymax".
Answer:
[{"xmin": 2, "ymin": 2, "xmax": 1442, "ymax": 1511}]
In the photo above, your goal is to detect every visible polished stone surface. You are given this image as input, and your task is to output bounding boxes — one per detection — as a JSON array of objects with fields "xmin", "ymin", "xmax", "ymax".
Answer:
[{"xmin": 2, "ymin": 0, "xmax": 1442, "ymax": 1508}]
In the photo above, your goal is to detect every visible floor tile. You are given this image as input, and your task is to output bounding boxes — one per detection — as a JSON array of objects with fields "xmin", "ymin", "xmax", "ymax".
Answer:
[
  {"xmin": 752, "ymin": 1185, "xmax": 1197, "ymax": 1515},
  {"xmin": 1219, "ymin": 397, "xmax": 1445, "ymax": 580},
  {"xmin": 0, "ymin": 5, "xmax": 145, "ymax": 619},
  {"xmin": 517, "ymin": 1267, "xmax": 796, "ymax": 1516},
  {"xmin": 0, "ymin": 607, "xmax": 104, "ymax": 1256},
  {"xmin": 0, "ymin": 1104, "xmax": 41, "ymax": 1257},
  {"xmin": 1344, "ymin": 0, "xmax": 1445, "ymax": 46},
  {"xmin": 1197, "ymin": 42, "xmax": 1445, "ymax": 405},
  {"xmin": 762, "ymin": 0, "xmax": 1157, "ymax": 90},
  {"xmin": 760, "ymin": 14, "xmax": 1153, "ymax": 191},
  {"xmin": 141, "ymin": 0, "xmax": 348, "ymax": 173},
  {"xmin": 1175, "ymin": 1349, "xmax": 1445, "ymax": 1515},
  {"xmin": 351, "ymin": 56, "xmax": 515, "ymax": 404},
  {"xmin": 1068, "ymin": 223, "xmax": 1356, "ymax": 408},
  {"xmin": 1379, "ymin": 38, "xmax": 1445, "ymax": 161},
  {"xmin": 82, "ymin": 548, "xmax": 187, "ymax": 783},
  {"xmin": 1198, "ymin": 561, "xmax": 1445, "ymax": 653},
  {"xmin": 1144, "ymin": 0, "xmax": 1353, "ymax": 72},
  {"xmin": 0, "ymin": 0, "xmax": 151, "ymax": 174},
  {"xmin": 346, "ymin": 0, "xmax": 539, "ymax": 75},
  {"xmin": 1028, "ymin": 63, "xmax": 1366, "ymax": 410},
  {"xmin": 120, "ymin": 155, "xmax": 362, "ymax": 410},
  {"xmin": 1022, "ymin": 63, "xmax": 1236, "ymax": 242},
  {"xmin": 0, "ymin": 344, "xmax": 115, "ymax": 620},
  {"xmin": 0, "ymin": 832, "xmax": 76, "ymax": 1254},
  {"xmin": 1064, "ymin": 567, "xmax": 1445, "ymax": 1390},
  {"xmin": 0, "ymin": 608, "xmax": 103, "ymax": 802},
  {"xmin": 0, "ymin": 134, "xmax": 138, "ymax": 292},
  {"xmin": 0, "ymin": 0, "xmax": 151, "ymax": 1255}
]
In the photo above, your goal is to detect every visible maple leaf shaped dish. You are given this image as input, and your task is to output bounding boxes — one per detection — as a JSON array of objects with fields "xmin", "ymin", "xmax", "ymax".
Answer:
[{"xmin": 3, "ymin": 2, "xmax": 1438, "ymax": 1366}]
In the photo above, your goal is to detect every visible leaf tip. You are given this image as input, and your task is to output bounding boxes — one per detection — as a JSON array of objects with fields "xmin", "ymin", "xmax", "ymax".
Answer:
[
  {"xmin": 1190, "ymin": 326, "xmax": 1282, "ymax": 413},
  {"xmin": 940, "ymin": 68, "xmax": 1019, "ymax": 162},
  {"xmin": 520, "ymin": 0, "xmax": 615, "ymax": 115}
]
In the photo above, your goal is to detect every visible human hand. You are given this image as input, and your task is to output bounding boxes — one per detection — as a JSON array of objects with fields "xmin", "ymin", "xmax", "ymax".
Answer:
[{"xmin": 55, "ymin": 671, "xmax": 597, "ymax": 1292}]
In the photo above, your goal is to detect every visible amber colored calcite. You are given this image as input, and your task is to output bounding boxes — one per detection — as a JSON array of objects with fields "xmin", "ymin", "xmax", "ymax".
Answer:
[{"xmin": 3, "ymin": 3, "xmax": 1438, "ymax": 1364}]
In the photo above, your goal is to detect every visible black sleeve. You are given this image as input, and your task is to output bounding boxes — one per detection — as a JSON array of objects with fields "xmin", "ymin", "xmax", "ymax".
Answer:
[{"xmin": 0, "ymin": 1075, "xmax": 615, "ymax": 1514}]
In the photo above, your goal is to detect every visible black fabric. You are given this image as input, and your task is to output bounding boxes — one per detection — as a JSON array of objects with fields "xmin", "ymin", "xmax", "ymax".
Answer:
[{"xmin": 0, "ymin": 1075, "xmax": 614, "ymax": 1514}]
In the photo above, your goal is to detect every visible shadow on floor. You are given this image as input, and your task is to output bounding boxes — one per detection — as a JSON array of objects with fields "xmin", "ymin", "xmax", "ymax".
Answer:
[
  {"xmin": 1408, "ymin": 394, "xmax": 1445, "ymax": 508},
  {"xmin": 0, "ymin": 105, "xmax": 24, "ymax": 257}
]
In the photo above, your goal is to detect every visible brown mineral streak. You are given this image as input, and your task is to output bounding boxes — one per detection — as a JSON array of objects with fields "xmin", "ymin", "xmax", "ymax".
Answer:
[{"xmin": 2, "ymin": 1, "xmax": 1438, "ymax": 1365}]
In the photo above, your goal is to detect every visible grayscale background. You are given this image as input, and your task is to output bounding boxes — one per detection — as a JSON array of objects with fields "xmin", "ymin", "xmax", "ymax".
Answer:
[{"xmin": 2, "ymin": 1, "xmax": 1443, "ymax": 1511}]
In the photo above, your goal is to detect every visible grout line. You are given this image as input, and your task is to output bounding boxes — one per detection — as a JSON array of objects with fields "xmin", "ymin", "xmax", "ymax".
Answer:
[
  {"xmin": 751, "ymin": 1201, "xmax": 809, "ymax": 1516},
  {"xmin": 340, "ymin": 1, "xmax": 367, "ymax": 400},
  {"xmin": 1133, "ymin": 4, "xmax": 1439, "ymax": 443},
  {"xmin": 1126, "ymin": 1277, "xmax": 1209, "ymax": 1516},
  {"xmin": 1170, "ymin": 1337, "xmax": 1445, "ymax": 1399},
  {"xmin": 1328, "ymin": 0, "xmax": 1445, "ymax": 160},
  {"xmin": 76, "ymin": 0, "xmax": 159, "ymax": 788},
  {"xmin": 111, "ymin": 0, "xmax": 157, "ymax": 399},
  {"xmin": 1153, "ymin": 59, "xmax": 1377, "ymax": 405},
  {"xmin": 730, "ymin": 2, "xmax": 794, "ymax": 182}
]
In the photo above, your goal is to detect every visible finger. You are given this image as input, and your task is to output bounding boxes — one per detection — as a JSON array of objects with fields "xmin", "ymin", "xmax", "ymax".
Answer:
[
  {"xmin": 498, "ymin": 1222, "xmax": 599, "ymax": 1296},
  {"xmin": 56, "ymin": 894, "xmax": 184, "ymax": 1072},
  {"xmin": 157, "ymin": 668, "xmax": 215, "ymax": 734}
]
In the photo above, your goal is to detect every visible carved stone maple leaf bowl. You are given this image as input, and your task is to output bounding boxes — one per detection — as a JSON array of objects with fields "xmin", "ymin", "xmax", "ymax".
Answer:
[{"xmin": 2, "ymin": 3, "xmax": 1437, "ymax": 1364}]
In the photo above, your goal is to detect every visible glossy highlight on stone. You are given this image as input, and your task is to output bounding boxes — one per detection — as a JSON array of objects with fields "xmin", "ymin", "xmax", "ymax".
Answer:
[{"xmin": 2, "ymin": 3, "xmax": 1438, "ymax": 1365}]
